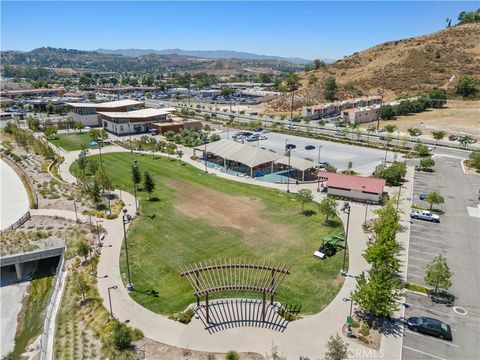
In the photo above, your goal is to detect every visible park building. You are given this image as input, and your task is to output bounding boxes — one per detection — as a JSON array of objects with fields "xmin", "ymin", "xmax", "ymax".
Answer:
[{"xmin": 67, "ymin": 99, "xmax": 144, "ymax": 126}]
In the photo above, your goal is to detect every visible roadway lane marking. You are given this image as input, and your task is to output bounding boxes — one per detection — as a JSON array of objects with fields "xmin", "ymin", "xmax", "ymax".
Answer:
[
  {"xmin": 404, "ymin": 330, "xmax": 460, "ymax": 347},
  {"xmin": 403, "ymin": 346, "xmax": 447, "ymax": 360},
  {"xmin": 405, "ymin": 303, "xmax": 451, "ymax": 316}
]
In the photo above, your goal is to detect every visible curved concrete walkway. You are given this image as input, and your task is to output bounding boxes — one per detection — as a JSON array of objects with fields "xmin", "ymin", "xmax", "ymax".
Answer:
[
  {"xmin": 1, "ymin": 159, "xmax": 29, "ymax": 230},
  {"xmin": 58, "ymin": 144, "xmax": 409, "ymax": 359}
]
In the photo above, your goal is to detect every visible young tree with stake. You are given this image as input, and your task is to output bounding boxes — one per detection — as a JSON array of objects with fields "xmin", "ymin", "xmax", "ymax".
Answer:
[
  {"xmin": 296, "ymin": 189, "xmax": 313, "ymax": 214},
  {"xmin": 424, "ymin": 255, "xmax": 453, "ymax": 294},
  {"xmin": 318, "ymin": 197, "xmax": 338, "ymax": 225},
  {"xmin": 425, "ymin": 190, "xmax": 444, "ymax": 210},
  {"xmin": 143, "ymin": 171, "xmax": 155, "ymax": 200}
]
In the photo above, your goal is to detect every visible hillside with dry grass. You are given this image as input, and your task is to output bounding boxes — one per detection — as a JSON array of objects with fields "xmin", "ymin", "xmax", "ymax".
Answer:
[{"xmin": 267, "ymin": 23, "xmax": 480, "ymax": 111}]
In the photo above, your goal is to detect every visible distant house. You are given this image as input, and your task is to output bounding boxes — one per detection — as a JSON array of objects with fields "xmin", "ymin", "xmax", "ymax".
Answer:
[
  {"xmin": 303, "ymin": 96, "xmax": 382, "ymax": 120},
  {"xmin": 319, "ymin": 172, "xmax": 386, "ymax": 204},
  {"xmin": 342, "ymin": 104, "xmax": 380, "ymax": 125}
]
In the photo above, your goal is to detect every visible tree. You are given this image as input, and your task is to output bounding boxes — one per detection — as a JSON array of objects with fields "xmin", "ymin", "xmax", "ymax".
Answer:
[
  {"xmin": 424, "ymin": 255, "xmax": 453, "ymax": 294},
  {"xmin": 74, "ymin": 122, "xmax": 85, "ymax": 133},
  {"xmin": 78, "ymin": 146, "xmax": 89, "ymax": 174},
  {"xmin": 384, "ymin": 124, "xmax": 397, "ymax": 134},
  {"xmin": 296, "ymin": 189, "xmax": 313, "ymax": 214},
  {"xmin": 323, "ymin": 75, "xmax": 337, "ymax": 101},
  {"xmin": 425, "ymin": 190, "xmax": 444, "ymax": 210},
  {"xmin": 456, "ymin": 75, "xmax": 478, "ymax": 97},
  {"xmin": 225, "ymin": 351, "xmax": 240, "ymax": 360},
  {"xmin": 143, "ymin": 171, "xmax": 155, "ymax": 200},
  {"xmin": 131, "ymin": 162, "xmax": 141, "ymax": 190},
  {"xmin": 407, "ymin": 127, "xmax": 421, "ymax": 141},
  {"xmin": 379, "ymin": 105, "xmax": 396, "ymax": 120},
  {"xmin": 419, "ymin": 156, "xmax": 435, "ymax": 171},
  {"xmin": 458, "ymin": 9, "xmax": 480, "ymax": 24},
  {"xmin": 27, "ymin": 117, "xmax": 40, "ymax": 131},
  {"xmin": 351, "ymin": 269, "xmax": 402, "ymax": 318},
  {"xmin": 308, "ymin": 74, "xmax": 318, "ymax": 85},
  {"xmin": 428, "ymin": 88, "xmax": 447, "ymax": 108},
  {"xmin": 431, "ymin": 130, "xmax": 446, "ymax": 145},
  {"xmin": 458, "ymin": 135, "xmax": 473, "ymax": 148},
  {"xmin": 378, "ymin": 162, "xmax": 406, "ymax": 186},
  {"xmin": 324, "ymin": 334, "xmax": 349, "ymax": 360},
  {"xmin": 71, "ymin": 271, "xmax": 90, "ymax": 304},
  {"xmin": 314, "ymin": 59, "xmax": 326, "ymax": 70},
  {"xmin": 414, "ymin": 143, "xmax": 430, "ymax": 157},
  {"xmin": 76, "ymin": 240, "xmax": 90, "ymax": 262},
  {"xmin": 44, "ymin": 126, "xmax": 57, "ymax": 139},
  {"xmin": 468, "ymin": 149, "xmax": 480, "ymax": 171},
  {"xmin": 318, "ymin": 197, "xmax": 338, "ymax": 224},
  {"xmin": 325, "ymin": 164, "xmax": 337, "ymax": 173},
  {"xmin": 176, "ymin": 149, "xmax": 184, "ymax": 160}
]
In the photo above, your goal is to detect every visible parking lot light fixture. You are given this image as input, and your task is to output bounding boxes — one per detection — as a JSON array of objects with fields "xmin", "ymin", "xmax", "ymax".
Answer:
[
  {"xmin": 317, "ymin": 145, "xmax": 323, "ymax": 164},
  {"xmin": 132, "ymin": 160, "xmax": 139, "ymax": 215},
  {"xmin": 122, "ymin": 209, "xmax": 134, "ymax": 291},
  {"xmin": 341, "ymin": 202, "xmax": 351, "ymax": 276}
]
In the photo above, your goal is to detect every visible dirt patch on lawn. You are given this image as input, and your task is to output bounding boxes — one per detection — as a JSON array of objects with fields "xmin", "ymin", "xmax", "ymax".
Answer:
[{"xmin": 164, "ymin": 179, "xmax": 290, "ymax": 245}]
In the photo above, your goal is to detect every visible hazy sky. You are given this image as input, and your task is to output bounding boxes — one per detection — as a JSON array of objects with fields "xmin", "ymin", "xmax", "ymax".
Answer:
[{"xmin": 1, "ymin": 1, "xmax": 477, "ymax": 59}]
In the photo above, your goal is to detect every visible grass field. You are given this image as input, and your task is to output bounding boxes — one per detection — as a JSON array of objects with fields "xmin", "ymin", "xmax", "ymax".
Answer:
[
  {"xmin": 71, "ymin": 153, "xmax": 346, "ymax": 315},
  {"xmin": 49, "ymin": 132, "xmax": 111, "ymax": 151}
]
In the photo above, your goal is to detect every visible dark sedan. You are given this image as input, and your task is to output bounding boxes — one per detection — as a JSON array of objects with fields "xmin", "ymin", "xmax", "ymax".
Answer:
[
  {"xmin": 305, "ymin": 145, "xmax": 316, "ymax": 150},
  {"xmin": 407, "ymin": 316, "xmax": 452, "ymax": 341}
]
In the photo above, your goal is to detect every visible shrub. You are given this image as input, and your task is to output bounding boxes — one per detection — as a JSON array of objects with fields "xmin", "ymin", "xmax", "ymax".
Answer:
[
  {"xmin": 225, "ymin": 351, "xmax": 240, "ymax": 360},
  {"xmin": 168, "ymin": 308, "xmax": 195, "ymax": 324},
  {"xmin": 111, "ymin": 321, "xmax": 133, "ymax": 350},
  {"xmin": 359, "ymin": 323, "xmax": 370, "ymax": 337}
]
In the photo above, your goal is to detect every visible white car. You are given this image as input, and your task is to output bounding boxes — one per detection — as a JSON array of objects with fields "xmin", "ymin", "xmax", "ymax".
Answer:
[
  {"xmin": 410, "ymin": 210, "xmax": 440, "ymax": 223},
  {"xmin": 259, "ymin": 135, "xmax": 268, "ymax": 140}
]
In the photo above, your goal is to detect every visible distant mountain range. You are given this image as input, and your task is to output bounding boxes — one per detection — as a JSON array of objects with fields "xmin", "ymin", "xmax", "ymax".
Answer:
[{"xmin": 94, "ymin": 48, "xmax": 327, "ymax": 64}]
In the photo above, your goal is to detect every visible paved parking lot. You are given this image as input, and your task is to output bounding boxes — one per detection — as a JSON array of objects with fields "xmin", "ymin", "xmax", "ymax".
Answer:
[
  {"xmin": 402, "ymin": 156, "xmax": 480, "ymax": 360},
  {"xmin": 220, "ymin": 130, "xmax": 397, "ymax": 175}
]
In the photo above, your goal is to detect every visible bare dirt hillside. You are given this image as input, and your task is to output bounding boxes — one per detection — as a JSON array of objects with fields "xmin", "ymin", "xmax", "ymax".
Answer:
[{"xmin": 267, "ymin": 23, "xmax": 480, "ymax": 111}]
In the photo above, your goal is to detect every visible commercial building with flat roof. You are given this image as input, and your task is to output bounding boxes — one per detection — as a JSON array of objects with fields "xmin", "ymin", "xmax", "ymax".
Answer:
[
  {"xmin": 342, "ymin": 104, "xmax": 380, "ymax": 125},
  {"xmin": 302, "ymin": 96, "xmax": 382, "ymax": 120},
  {"xmin": 67, "ymin": 100, "xmax": 144, "ymax": 126},
  {"xmin": 98, "ymin": 108, "xmax": 174, "ymax": 135}
]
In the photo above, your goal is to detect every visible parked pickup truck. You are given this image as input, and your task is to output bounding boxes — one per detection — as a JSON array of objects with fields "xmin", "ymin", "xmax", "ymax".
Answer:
[{"xmin": 410, "ymin": 210, "xmax": 440, "ymax": 223}]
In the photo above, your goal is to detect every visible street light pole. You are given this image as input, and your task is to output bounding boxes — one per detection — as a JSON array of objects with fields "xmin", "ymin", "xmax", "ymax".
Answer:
[
  {"xmin": 108, "ymin": 285, "xmax": 118, "ymax": 320},
  {"xmin": 89, "ymin": 246, "xmax": 96, "ymax": 276},
  {"xmin": 341, "ymin": 202, "xmax": 351, "ymax": 276},
  {"xmin": 364, "ymin": 202, "xmax": 369, "ymax": 226},
  {"xmin": 317, "ymin": 145, "xmax": 323, "ymax": 164},
  {"xmin": 96, "ymin": 220, "xmax": 101, "ymax": 246},
  {"xmin": 98, "ymin": 142, "xmax": 104, "ymax": 172},
  {"xmin": 122, "ymin": 209, "xmax": 134, "ymax": 291},
  {"xmin": 286, "ymin": 149, "xmax": 291, "ymax": 193},
  {"xmin": 396, "ymin": 186, "xmax": 402, "ymax": 212}
]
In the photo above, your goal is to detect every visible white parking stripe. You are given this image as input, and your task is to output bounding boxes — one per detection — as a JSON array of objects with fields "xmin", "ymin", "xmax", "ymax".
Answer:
[
  {"xmin": 409, "ymin": 248, "xmax": 436, "ymax": 255},
  {"xmin": 410, "ymin": 238, "xmax": 443, "ymax": 245},
  {"xmin": 403, "ymin": 346, "xmax": 447, "ymax": 360},
  {"xmin": 409, "ymin": 256, "xmax": 431, "ymax": 262},
  {"xmin": 408, "ymin": 264, "xmax": 422, "ymax": 269},
  {"xmin": 409, "ymin": 242, "xmax": 442, "ymax": 249},
  {"xmin": 408, "ymin": 274, "xmax": 424, "ymax": 279},
  {"xmin": 404, "ymin": 330, "xmax": 460, "ymax": 347},
  {"xmin": 406, "ymin": 303, "xmax": 451, "ymax": 316}
]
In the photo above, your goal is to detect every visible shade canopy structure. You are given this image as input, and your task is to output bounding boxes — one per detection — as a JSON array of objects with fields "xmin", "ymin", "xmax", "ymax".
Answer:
[
  {"xmin": 195, "ymin": 139, "xmax": 282, "ymax": 168},
  {"xmin": 276, "ymin": 156, "xmax": 315, "ymax": 172}
]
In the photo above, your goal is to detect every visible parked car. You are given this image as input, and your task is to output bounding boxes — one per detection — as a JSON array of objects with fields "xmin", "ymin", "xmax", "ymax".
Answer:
[
  {"xmin": 407, "ymin": 316, "xmax": 452, "ymax": 341},
  {"xmin": 246, "ymin": 134, "xmax": 259, "ymax": 142},
  {"xmin": 305, "ymin": 145, "xmax": 316, "ymax": 150},
  {"xmin": 335, "ymin": 131, "xmax": 345, "ymax": 137},
  {"xmin": 379, "ymin": 135, "xmax": 385, "ymax": 141},
  {"xmin": 317, "ymin": 161, "xmax": 329, "ymax": 169},
  {"xmin": 448, "ymin": 135, "xmax": 457, "ymax": 141},
  {"xmin": 259, "ymin": 135, "xmax": 268, "ymax": 140},
  {"xmin": 414, "ymin": 130, "xmax": 422, "ymax": 136},
  {"xmin": 471, "ymin": 138, "xmax": 478, "ymax": 144},
  {"xmin": 410, "ymin": 210, "xmax": 440, "ymax": 223},
  {"xmin": 288, "ymin": 124, "xmax": 297, "ymax": 129},
  {"xmin": 285, "ymin": 143, "xmax": 296, "ymax": 150},
  {"xmin": 419, "ymin": 193, "xmax": 427, "ymax": 201}
]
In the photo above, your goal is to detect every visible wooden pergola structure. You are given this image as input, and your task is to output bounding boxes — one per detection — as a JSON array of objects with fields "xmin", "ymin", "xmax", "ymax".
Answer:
[{"xmin": 180, "ymin": 259, "xmax": 291, "ymax": 323}]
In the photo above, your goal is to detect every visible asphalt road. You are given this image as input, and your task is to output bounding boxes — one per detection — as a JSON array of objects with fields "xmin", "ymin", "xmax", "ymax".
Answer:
[{"xmin": 402, "ymin": 156, "xmax": 480, "ymax": 360}]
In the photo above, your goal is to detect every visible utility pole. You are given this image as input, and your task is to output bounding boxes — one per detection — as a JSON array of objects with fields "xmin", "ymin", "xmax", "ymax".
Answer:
[{"xmin": 376, "ymin": 87, "xmax": 384, "ymax": 131}]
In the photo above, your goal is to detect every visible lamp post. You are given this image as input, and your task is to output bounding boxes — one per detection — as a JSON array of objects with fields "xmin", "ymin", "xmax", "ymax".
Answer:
[
  {"xmin": 89, "ymin": 246, "xmax": 97, "ymax": 276},
  {"xmin": 363, "ymin": 202, "xmax": 369, "ymax": 227},
  {"xmin": 108, "ymin": 285, "xmax": 118, "ymax": 320},
  {"xmin": 343, "ymin": 297, "xmax": 354, "ymax": 337},
  {"xmin": 122, "ymin": 209, "xmax": 134, "ymax": 291},
  {"xmin": 317, "ymin": 145, "xmax": 323, "ymax": 164},
  {"xmin": 73, "ymin": 200, "xmax": 79, "ymax": 223},
  {"xmin": 341, "ymin": 202, "xmax": 351, "ymax": 276},
  {"xmin": 396, "ymin": 186, "xmax": 403, "ymax": 212},
  {"xmin": 132, "ymin": 160, "xmax": 139, "ymax": 215},
  {"xmin": 204, "ymin": 137, "xmax": 208, "ymax": 173},
  {"xmin": 96, "ymin": 220, "xmax": 102, "ymax": 246}
]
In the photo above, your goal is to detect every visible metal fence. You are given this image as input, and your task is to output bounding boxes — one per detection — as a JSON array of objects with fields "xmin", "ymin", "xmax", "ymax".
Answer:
[
  {"xmin": 39, "ymin": 250, "xmax": 66, "ymax": 360},
  {"xmin": 0, "ymin": 211, "xmax": 31, "ymax": 235}
]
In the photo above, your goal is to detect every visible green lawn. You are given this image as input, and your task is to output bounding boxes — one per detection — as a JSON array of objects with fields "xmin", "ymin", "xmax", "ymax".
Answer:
[
  {"xmin": 49, "ymin": 132, "xmax": 111, "ymax": 151},
  {"xmin": 71, "ymin": 153, "xmax": 346, "ymax": 315}
]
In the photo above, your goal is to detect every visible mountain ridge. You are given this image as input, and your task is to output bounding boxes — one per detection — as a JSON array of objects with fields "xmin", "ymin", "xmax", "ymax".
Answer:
[{"xmin": 93, "ymin": 48, "xmax": 323, "ymax": 64}]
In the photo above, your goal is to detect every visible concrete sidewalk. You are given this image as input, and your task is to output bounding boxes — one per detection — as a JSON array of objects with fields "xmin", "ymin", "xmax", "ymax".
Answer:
[{"xmin": 56, "ymin": 143, "xmax": 410, "ymax": 359}]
